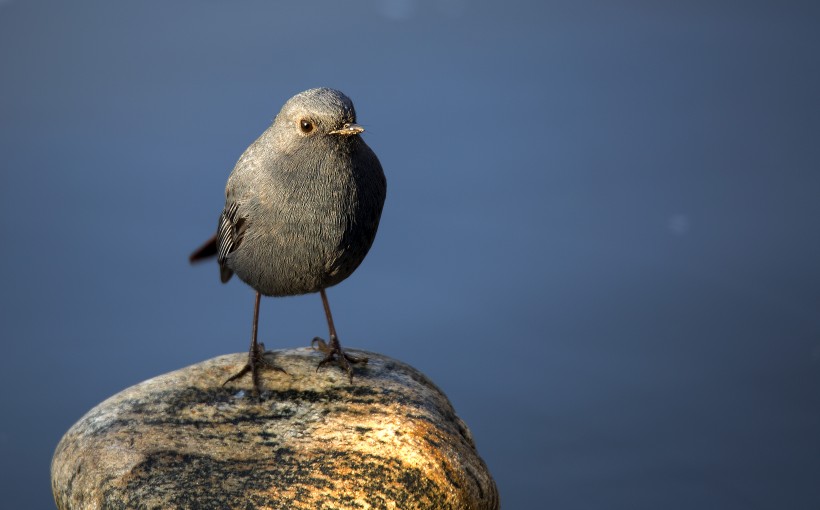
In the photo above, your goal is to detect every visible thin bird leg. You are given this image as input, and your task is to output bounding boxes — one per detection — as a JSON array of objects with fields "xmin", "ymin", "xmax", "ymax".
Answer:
[
  {"xmin": 224, "ymin": 291, "xmax": 285, "ymax": 397},
  {"xmin": 312, "ymin": 288, "xmax": 368, "ymax": 382}
]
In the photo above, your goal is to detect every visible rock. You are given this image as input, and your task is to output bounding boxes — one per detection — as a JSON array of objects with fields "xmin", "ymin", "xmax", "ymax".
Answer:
[{"xmin": 51, "ymin": 348, "xmax": 499, "ymax": 509}]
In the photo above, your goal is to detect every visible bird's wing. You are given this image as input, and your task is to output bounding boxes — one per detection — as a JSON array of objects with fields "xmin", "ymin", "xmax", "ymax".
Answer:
[{"xmin": 216, "ymin": 200, "xmax": 248, "ymax": 283}]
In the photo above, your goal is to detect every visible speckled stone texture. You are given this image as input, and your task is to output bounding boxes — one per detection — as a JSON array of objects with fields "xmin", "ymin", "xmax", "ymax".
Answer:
[{"xmin": 51, "ymin": 348, "xmax": 499, "ymax": 510}]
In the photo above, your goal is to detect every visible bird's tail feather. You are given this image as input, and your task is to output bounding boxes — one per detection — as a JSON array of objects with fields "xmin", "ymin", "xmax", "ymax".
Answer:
[{"xmin": 190, "ymin": 235, "xmax": 218, "ymax": 263}]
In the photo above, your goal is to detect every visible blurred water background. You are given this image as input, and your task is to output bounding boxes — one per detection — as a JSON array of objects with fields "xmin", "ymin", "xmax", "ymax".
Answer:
[{"xmin": 1, "ymin": 1, "xmax": 819, "ymax": 508}]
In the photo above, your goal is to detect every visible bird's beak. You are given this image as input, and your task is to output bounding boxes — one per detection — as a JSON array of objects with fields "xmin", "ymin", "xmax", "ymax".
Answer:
[{"xmin": 328, "ymin": 123, "xmax": 365, "ymax": 136}]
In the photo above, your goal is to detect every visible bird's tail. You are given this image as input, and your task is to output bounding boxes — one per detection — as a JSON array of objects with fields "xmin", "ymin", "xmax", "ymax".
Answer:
[{"xmin": 189, "ymin": 234, "xmax": 218, "ymax": 263}]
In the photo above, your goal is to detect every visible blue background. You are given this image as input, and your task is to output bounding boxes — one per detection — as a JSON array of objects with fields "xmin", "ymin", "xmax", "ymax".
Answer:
[{"xmin": 2, "ymin": 1, "xmax": 819, "ymax": 508}]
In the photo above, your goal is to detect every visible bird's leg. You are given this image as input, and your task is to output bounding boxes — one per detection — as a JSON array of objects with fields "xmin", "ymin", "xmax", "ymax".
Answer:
[
  {"xmin": 312, "ymin": 288, "xmax": 368, "ymax": 382},
  {"xmin": 223, "ymin": 291, "xmax": 285, "ymax": 397}
]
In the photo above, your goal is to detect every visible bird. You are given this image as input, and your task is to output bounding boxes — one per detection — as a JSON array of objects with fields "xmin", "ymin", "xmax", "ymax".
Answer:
[{"xmin": 190, "ymin": 88, "xmax": 386, "ymax": 396}]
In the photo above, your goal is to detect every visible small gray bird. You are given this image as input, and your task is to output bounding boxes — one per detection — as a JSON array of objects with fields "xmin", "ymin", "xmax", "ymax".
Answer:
[{"xmin": 190, "ymin": 88, "xmax": 386, "ymax": 395}]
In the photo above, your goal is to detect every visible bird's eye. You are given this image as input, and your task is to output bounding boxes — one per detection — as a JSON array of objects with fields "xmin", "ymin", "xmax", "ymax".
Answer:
[{"xmin": 299, "ymin": 119, "xmax": 314, "ymax": 134}]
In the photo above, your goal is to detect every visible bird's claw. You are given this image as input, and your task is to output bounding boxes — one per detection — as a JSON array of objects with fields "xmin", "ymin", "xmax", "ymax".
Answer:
[
  {"xmin": 311, "ymin": 336, "xmax": 367, "ymax": 383},
  {"xmin": 223, "ymin": 342, "xmax": 286, "ymax": 398}
]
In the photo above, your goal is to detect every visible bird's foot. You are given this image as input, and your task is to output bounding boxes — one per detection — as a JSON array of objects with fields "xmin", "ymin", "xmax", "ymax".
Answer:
[
  {"xmin": 223, "ymin": 342, "xmax": 286, "ymax": 398},
  {"xmin": 312, "ymin": 336, "xmax": 368, "ymax": 383}
]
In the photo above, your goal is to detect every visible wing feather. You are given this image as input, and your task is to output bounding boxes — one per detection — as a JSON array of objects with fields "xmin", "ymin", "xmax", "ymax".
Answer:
[{"xmin": 216, "ymin": 201, "xmax": 248, "ymax": 283}]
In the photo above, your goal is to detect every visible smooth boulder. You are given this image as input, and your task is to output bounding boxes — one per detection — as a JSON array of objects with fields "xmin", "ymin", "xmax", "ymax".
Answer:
[{"xmin": 51, "ymin": 348, "xmax": 499, "ymax": 509}]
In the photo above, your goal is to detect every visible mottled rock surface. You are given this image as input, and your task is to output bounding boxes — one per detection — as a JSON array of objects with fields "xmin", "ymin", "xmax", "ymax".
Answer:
[{"xmin": 52, "ymin": 348, "xmax": 499, "ymax": 509}]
